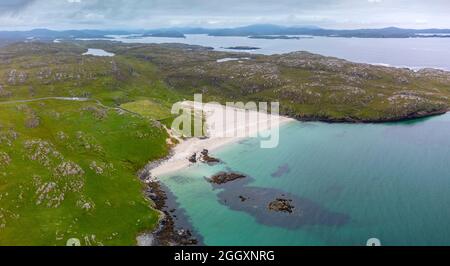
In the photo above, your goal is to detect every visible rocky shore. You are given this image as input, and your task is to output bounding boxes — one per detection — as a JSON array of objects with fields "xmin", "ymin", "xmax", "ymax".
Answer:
[
  {"xmin": 137, "ymin": 159, "xmax": 200, "ymax": 246},
  {"xmin": 289, "ymin": 108, "xmax": 449, "ymax": 124}
]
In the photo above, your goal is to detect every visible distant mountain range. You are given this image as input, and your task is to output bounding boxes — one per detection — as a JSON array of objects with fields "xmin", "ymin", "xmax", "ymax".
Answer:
[
  {"xmin": 203, "ymin": 24, "xmax": 450, "ymax": 38},
  {"xmin": 2, "ymin": 24, "xmax": 450, "ymax": 42}
]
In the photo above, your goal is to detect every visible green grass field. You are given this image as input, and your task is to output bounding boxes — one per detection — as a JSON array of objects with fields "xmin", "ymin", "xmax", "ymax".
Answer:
[{"xmin": 0, "ymin": 99, "xmax": 169, "ymax": 245}]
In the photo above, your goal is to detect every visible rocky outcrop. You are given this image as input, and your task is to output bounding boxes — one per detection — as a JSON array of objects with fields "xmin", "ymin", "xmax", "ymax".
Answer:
[
  {"xmin": 54, "ymin": 161, "xmax": 84, "ymax": 177},
  {"xmin": 223, "ymin": 46, "xmax": 261, "ymax": 50},
  {"xmin": 188, "ymin": 153, "xmax": 197, "ymax": 163},
  {"xmin": 208, "ymin": 172, "xmax": 246, "ymax": 185},
  {"xmin": 199, "ymin": 149, "xmax": 220, "ymax": 165},
  {"xmin": 268, "ymin": 198, "xmax": 295, "ymax": 214},
  {"xmin": 144, "ymin": 179, "xmax": 198, "ymax": 246},
  {"xmin": 25, "ymin": 114, "xmax": 40, "ymax": 128},
  {"xmin": 0, "ymin": 152, "xmax": 11, "ymax": 167}
]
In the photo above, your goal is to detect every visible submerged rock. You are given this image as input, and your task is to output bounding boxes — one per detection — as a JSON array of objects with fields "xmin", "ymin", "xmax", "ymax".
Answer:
[{"xmin": 271, "ymin": 164, "xmax": 291, "ymax": 178}]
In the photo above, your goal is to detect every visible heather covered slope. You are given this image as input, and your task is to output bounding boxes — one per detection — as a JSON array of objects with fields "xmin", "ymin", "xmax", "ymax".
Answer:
[
  {"xmin": 108, "ymin": 42, "xmax": 450, "ymax": 122},
  {"xmin": 2, "ymin": 41, "xmax": 450, "ymax": 122},
  {"xmin": 0, "ymin": 42, "xmax": 178, "ymax": 245}
]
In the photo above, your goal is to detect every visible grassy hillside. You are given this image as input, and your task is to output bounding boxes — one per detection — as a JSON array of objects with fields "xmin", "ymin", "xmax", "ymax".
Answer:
[{"xmin": 0, "ymin": 99, "xmax": 169, "ymax": 245}]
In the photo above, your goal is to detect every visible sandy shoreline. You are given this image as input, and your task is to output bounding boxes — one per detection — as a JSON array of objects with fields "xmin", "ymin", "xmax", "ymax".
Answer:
[{"xmin": 150, "ymin": 101, "xmax": 295, "ymax": 177}]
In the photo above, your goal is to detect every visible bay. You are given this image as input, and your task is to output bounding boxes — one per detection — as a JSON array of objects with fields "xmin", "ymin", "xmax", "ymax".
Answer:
[{"xmin": 161, "ymin": 113, "xmax": 450, "ymax": 246}]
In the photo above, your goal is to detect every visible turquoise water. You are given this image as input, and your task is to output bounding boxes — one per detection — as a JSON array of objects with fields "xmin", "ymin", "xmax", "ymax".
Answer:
[{"xmin": 161, "ymin": 113, "xmax": 450, "ymax": 246}]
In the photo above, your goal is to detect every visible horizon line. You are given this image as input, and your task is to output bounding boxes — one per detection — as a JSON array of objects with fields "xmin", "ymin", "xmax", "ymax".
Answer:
[{"xmin": 3, "ymin": 24, "xmax": 450, "ymax": 32}]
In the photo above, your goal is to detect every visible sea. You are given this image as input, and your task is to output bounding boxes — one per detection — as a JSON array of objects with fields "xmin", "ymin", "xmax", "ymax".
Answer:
[{"xmin": 108, "ymin": 34, "xmax": 450, "ymax": 70}]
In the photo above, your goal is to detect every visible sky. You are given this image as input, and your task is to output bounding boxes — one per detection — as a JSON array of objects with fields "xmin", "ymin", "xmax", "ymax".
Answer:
[{"xmin": 0, "ymin": 0, "xmax": 449, "ymax": 30}]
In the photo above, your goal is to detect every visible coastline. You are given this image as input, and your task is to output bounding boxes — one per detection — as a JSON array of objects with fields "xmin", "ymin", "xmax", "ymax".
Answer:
[
  {"xmin": 288, "ymin": 108, "xmax": 449, "ymax": 124},
  {"xmin": 150, "ymin": 101, "xmax": 295, "ymax": 178},
  {"xmin": 149, "ymin": 104, "xmax": 448, "ymax": 178},
  {"xmin": 137, "ymin": 154, "xmax": 203, "ymax": 246}
]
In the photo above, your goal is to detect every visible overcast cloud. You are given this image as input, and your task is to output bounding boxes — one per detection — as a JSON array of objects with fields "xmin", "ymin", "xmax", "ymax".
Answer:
[{"xmin": 0, "ymin": 0, "xmax": 449, "ymax": 30}]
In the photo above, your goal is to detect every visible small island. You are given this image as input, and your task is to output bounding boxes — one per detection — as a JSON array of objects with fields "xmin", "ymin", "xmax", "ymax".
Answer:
[
  {"xmin": 223, "ymin": 46, "xmax": 261, "ymax": 50},
  {"xmin": 248, "ymin": 35, "xmax": 311, "ymax": 40}
]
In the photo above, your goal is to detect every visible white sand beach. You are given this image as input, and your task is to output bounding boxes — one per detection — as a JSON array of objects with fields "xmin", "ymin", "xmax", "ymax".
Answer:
[{"xmin": 150, "ymin": 101, "xmax": 294, "ymax": 177}]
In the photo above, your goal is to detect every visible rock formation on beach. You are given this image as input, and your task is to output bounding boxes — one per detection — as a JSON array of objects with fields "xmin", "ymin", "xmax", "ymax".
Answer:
[
  {"xmin": 188, "ymin": 153, "xmax": 197, "ymax": 163},
  {"xmin": 199, "ymin": 149, "xmax": 221, "ymax": 165}
]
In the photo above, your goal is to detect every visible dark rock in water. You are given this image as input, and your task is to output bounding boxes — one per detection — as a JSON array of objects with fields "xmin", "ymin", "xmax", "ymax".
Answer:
[
  {"xmin": 188, "ymin": 153, "xmax": 197, "ymax": 163},
  {"xmin": 199, "ymin": 149, "xmax": 221, "ymax": 165},
  {"xmin": 215, "ymin": 177, "xmax": 350, "ymax": 229},
  {"xmin": 223, "ymin": 46, "xmax": 261, "ymax": 50},
  {"xmin": 208, "ymin": 172, "xmax": 246, "ymax": 185},
  {"xmin": 268, "ymin": 198, "xmax": 295, "ymax": 214}
]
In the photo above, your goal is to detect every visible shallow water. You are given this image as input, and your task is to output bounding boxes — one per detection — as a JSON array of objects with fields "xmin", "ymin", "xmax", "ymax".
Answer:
[
  {"xmin": 107, "ymin": 34, "xmax": 450, "ymax": 70},
  {"xmin": 161, "ymin": 113, "xmax": 450, "ymax": 246}
]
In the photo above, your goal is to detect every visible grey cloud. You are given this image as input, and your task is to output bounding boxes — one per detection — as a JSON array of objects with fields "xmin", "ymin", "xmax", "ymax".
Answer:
[
  {"xmin": 0, "ymin": 0, "xmax": 36, "ymax": 14},
  {"xmin": 1, "ymin": 0, "xmax": 450, "ymax": 29}
]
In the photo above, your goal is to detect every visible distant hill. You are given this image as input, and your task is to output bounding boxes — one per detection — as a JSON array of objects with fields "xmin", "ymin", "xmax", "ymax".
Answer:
[
  {"xmin": 2, "ymin": 24, "xmax": 450, "ymax": 43},
  {"xmin": 0, "ymin": 29, "xmax": 133, "ymax": 42},
  {"xmin": 203, "ymin": 25, "xmax": 450, "ymax": 38}
]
